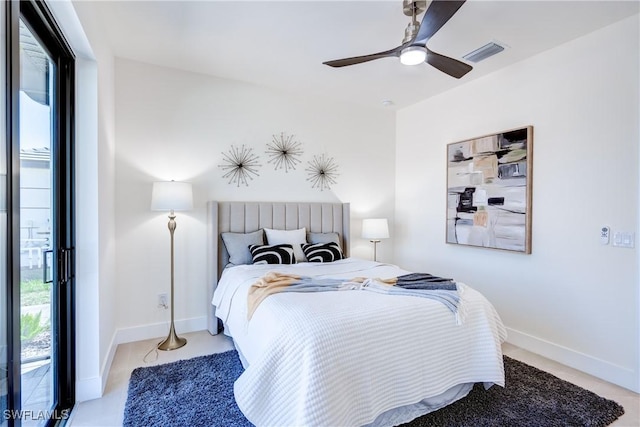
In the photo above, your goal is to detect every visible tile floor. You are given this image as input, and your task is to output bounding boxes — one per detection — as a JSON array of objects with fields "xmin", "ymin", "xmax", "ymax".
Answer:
[
  {"xmin": 68, "ymin": 332, "xmax": 639, "ymax": 427},
  {"xmin": 21, "ymin": 360, "xmax": 53, "ymax": 427}
]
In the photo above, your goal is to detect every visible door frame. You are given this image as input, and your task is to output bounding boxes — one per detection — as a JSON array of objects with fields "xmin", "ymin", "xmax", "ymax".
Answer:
[
  {"xmin": 5, "ymin": 0, "xmax": 76, "ymax": 423},
  {"xmin": 5, "ymin": 0, "xmax": 21, "ymax": 419}
]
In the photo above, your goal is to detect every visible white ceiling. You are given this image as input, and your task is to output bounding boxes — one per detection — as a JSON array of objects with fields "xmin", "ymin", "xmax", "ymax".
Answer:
[{"xmin": 82, "ymin": 0, "xmax": 639, "ymax": 109}]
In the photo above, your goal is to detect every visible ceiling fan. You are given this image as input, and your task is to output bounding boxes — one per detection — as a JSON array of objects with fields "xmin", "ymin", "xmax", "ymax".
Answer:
[{"xmin": 323, "ymin": 0, "xmax": 472, "ymax": 79}]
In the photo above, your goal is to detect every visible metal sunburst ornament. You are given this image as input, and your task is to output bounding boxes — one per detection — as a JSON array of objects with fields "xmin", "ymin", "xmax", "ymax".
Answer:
[
  {"xmin": 305, "ymin": 154, "xmax": 339, "ymax": 191},
  {"xmin": 219, "ymin": 144, "xmax": 262, "ymax": 187},
  {"xmin": 266, "ymin": 132, "xmax": 304, "ymax": 173}
]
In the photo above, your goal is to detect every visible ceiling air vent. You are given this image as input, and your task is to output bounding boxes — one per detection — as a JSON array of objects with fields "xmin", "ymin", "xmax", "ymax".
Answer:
[{"xmin": 463, "ymin": 42, "xmax": 505, "ymax": 63}]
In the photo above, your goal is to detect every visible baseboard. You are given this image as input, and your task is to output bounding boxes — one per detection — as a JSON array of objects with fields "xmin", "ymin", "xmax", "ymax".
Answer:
[
  {"xmin": 75, "ymin": 375, "xmax": 102, "ymax": 402},
  {"xmin": 75, "ymin": 317, "xmax": 207, "ymax": 403},
  {"xmin": 506, "ymin": 327, "xmax": 639, "ymax": 393},
  {"xmin": 100, "ymin": 331, "xmax": 118, "ymax": 391},
  {"xmin": 115, "ymin": 316, "xmax": 208, "ymax": 345},
  {"xmin": 75, "ymin": 331, "xmax": 118, "ymax": 402}
]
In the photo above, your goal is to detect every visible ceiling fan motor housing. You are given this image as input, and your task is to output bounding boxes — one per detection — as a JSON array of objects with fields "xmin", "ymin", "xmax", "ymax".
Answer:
[
  {"xmin": 403, "ymin": 20, "xmax": 420, "ymax": 44},
  {"xmin": 402, "ymin": 0, "xmax": 428, "ymax": 43},
  {"xmin": 403, "ymin": 0, "xmax": 428, "ymax": 16}
]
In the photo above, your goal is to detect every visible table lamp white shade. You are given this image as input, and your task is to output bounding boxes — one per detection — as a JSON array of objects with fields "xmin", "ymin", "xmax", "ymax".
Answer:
[
  {"xmin": 362, "ymin": 218, "xmax": 389, "ymax": 240},
  {"xmin": 151, "ymin": 181, "xmax": 193, "ymax": 212}
]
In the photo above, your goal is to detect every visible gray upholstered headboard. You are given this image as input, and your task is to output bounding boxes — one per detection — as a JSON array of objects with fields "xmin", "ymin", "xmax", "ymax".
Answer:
[{"xmin": 206, "ymin": 201, "xmax": 350, "ymax": 334}]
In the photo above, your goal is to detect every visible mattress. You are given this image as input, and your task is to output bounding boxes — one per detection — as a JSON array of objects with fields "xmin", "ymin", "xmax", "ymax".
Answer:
[{"xmin": 212, "ymin": 258, "xmax": 507, "ymax": 426}]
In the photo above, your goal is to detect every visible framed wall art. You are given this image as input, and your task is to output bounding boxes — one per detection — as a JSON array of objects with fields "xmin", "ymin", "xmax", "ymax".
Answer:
[{"xmin": 446, "ymin": 126, "xmax": 533, "ymax": 253}]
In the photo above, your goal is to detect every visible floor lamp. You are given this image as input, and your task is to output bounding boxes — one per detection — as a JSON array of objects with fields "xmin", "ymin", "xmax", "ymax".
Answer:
[
  {"xmin": 151, "ymin": 180, "xmax": 193, "ymax": 351},
  {"xmin": 362, "ymin": 218, "xmax": 389, "ymax": 262}
]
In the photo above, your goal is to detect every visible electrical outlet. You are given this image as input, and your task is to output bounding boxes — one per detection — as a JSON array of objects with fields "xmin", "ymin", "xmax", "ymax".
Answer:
[{"xmin": 158, "ymin": 293, "xmax": 168, "ymax": 309}]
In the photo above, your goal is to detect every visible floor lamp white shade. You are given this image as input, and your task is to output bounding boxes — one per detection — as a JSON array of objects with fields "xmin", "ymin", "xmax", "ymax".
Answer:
[
  {"xmin": 151, "ymin": 180, "xmax": 193, "ymax": 351},
  {"xmin": 151, "ymin": 181, "xmax": 193, "ymax": 212},
  {"xmin": 362, "ymin": 218, "xmax": 389, "ymax": 262}
]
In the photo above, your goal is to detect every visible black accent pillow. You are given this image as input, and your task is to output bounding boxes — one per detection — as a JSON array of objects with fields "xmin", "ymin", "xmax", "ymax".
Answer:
[
  {"xmin": 301, "ymin": 242, "xmax": 344, "ymax": 263},
  {"xmin": 249, "ymin": 244, "xmax": 296, "ymax": 265}
]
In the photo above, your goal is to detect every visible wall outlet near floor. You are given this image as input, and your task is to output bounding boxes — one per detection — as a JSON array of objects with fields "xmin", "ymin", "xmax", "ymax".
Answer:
[{"xmin": 158, "ymin": 293, "xmax": 169, "ymax": 309}]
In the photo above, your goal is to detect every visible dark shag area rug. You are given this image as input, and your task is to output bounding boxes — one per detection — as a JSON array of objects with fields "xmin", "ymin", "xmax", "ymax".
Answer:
[
  {"xmin": 400, "ymin": 357, "xmax": 624, "ymax": 427},
  {"xmin": 123, "ymin": 350, "xmax": 624, "ymax": 427}
]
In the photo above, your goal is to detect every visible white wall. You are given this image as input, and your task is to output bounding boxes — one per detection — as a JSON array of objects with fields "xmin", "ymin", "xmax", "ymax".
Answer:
[
  {"xmin": 52, "ymin": 0, "xmax": 118, "ymax": 401},
  {"xmin": 395, "ymin": 15, "xmax": 639, "ymax": 392},
  {"xmin": 113, "ymin": 58, "xmax": 396, "ymax": 339}
]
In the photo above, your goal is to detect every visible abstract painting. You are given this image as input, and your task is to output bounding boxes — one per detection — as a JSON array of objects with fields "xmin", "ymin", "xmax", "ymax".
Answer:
[{"xmin": 446, "ymin": 126, "xmax": 533, "ymax": 253}]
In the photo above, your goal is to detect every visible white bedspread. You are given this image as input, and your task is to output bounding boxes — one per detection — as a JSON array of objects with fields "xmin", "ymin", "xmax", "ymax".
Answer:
[{"xmin": 213, "ymin": 258, "xmax": 507, "ymax": 427}]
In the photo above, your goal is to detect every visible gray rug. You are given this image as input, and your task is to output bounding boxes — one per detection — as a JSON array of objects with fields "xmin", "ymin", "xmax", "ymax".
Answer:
[{"xmin": 123, "ymin": 350, "xmax": 624, "ymax": 427}]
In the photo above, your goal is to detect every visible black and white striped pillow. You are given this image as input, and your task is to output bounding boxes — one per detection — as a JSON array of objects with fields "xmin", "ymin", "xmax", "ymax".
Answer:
[
  {"xmin": 249, "ymin": 244, "xmax": 296, "ymax": 265},
  {"xmin": 301, "ymin": 242, "xmax": 344, "ymax": 263}
]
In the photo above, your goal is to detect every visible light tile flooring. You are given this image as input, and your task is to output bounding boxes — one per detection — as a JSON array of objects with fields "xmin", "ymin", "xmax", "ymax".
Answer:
[
  {"xmin": 21, "ymin": 360, "xmax": 52, "ymax": 427},
  {"xmin": 68, "ymin": 332, "xmax": 639, "ymax": 427}
]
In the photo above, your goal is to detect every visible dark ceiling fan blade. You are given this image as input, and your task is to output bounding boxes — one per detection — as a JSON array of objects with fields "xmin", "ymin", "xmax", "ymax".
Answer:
[
  {"xmin": 323, "ymin": 44, "xmax": 407, "ymax": 68},
  {"xmin": 426, "ymin": 48, "xmax": 472, "ymax": 79},
  {"xmin": 413, "ymin": 0, "xmax": 466, "ymax": 46}
]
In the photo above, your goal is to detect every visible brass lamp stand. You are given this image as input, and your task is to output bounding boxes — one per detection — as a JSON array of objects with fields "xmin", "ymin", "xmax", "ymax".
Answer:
[
  {"xmin": 158, "ymin": 209, "xmax": 187, "ymax": 351},
  {"xmin": 151, "ymin": 180, "xmax": 192, "ymax": 352}
]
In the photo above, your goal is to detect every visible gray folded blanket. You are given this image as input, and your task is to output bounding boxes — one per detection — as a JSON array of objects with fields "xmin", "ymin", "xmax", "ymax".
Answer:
[{"xmin": 394, "ymin": 273, "xmax": 457, "ymax": 291}]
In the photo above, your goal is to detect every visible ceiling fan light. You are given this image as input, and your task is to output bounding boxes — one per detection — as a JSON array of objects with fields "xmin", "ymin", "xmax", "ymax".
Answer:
[{"xmin": 400, "ymin": 46, "xmax": 427, "ymax": 66}]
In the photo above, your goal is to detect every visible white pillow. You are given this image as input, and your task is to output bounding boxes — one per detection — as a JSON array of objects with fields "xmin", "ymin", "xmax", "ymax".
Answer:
[{"xmin": 264, "ymin": 227, "xmax": 307, "ymax": 262}]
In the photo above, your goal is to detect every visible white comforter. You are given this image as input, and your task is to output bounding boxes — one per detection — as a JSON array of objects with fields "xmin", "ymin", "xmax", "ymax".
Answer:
[{"xmin": 213, "ymin": 258, "xmax": 507, "ymax": 427}]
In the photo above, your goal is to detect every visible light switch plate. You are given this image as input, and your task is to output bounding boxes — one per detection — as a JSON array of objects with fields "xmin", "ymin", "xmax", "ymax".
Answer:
[{"xmin": 612, "ymin": 231, "xmax": 635, "ymax": 248}]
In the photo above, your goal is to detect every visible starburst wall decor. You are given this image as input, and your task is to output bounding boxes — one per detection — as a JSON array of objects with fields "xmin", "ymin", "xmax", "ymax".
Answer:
[
  {"xmin": 266, "ymin": 132, "xmax": 304, "ymax": 173},
  {"xmin": 218, "ymin": 144, "xmax": 262, "ymax": 187},
  {"xmin": 305, "ymin": 154, "xmax": 339, "ymax": 191}
]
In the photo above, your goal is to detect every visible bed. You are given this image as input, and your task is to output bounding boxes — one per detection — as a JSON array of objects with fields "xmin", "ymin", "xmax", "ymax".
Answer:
[{"xmin": 208, "ymin": 201, "xmax": 507, "ymax": 427}]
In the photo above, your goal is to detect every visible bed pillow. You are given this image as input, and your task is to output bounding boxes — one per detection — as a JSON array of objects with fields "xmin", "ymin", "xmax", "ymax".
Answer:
[
  {"xmin": 301, "ymin": 242, "xmax": 344, "ymax": 263},
  {"xmin": 249, "ymin": 244, "xmax": 296, "ymax": 265},
  {"xmin": 264, "ymin": 227, "xmax": 307, "ymax": 262},
  {"xmin": 221, "ymin": 229, "xmax": 264, "ymax": 266},
  {"xmin": 308, "ymin": 232, "xmax": 341, "ymax": 249}
]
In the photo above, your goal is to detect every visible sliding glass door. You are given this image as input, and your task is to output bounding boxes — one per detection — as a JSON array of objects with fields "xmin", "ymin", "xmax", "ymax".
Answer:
[
  {"xmin": 1, "ymin": 3, "xmax": 9, "ymax": 424},
  {"xmin": 3, "ymin": 1, "xmax": 75, "ymax": 425},
  {"xmin": 19, "ymin": 16, "xmax": 57, "ymax": 425}
]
